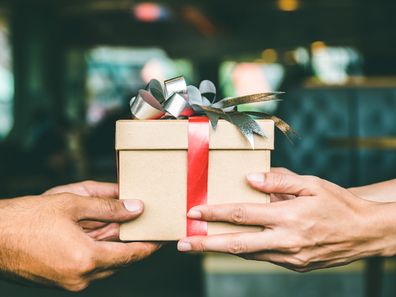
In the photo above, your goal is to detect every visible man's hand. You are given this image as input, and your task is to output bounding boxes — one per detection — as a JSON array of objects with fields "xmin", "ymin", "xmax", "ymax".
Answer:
[
  {"xmin": 44, "ymin": 181, "xmax": 126, "ymax": 241},
  {"xmin": 177, "ymin": 172, "xmax": 396, "ymax": 272},
  {"xmin": 0, "ymin": 182, "xmax": 159, "ymax": 291}
]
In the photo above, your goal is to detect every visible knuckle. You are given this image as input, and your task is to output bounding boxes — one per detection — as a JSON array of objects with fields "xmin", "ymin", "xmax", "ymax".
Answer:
[
  {"xmin": 82, "ymin": 180, "xmax": 96, "ymax": 188},
  {"xmin": 289, "ymin": 255, "xmax": 310, "ymax": 270},
  {"xmin": 306, "ymin": 176, "xmax": 324, "ymax": 188},
  {"xmin": 102, "ymin": 198, "xmax": 119, "ymax": 215},
  {"xmin": 266, "ymin": 173, "xmax": 286, "ymax": 191},
  {"xmin": 279, "ymin": 237, "xmax": 301, "ymax": 252},
  {"xmin": 288, "ymin": 246, "xmax": 303, "ymax": 254},
  {"xmin": 58, "ymin": 193, "xmax": 77, "ymax": 204},
  {"xmin": 293, "ymin": 266, "xmax": 311, "ymax": 273},
  {"xmin": 198, "ymin": 239, "xmax": 208, "ymax": 252},
  {"xmin": 80, "ymin": 259, "xmax": 96, "ymax": 275},
  {"xmin": 52, "ymin": 193, "xmax": 78, "ymax": 213},
  {"xmin": 230, "ymin": 206, "xmax": 247, "ymax": 224},
  {"xmin": 227, "ymin": 238, "xmax": 247, "ymax": 254},
  {"xmin": 70, "ymin": 250, "xmax": 96, "ymax": 275},
  {"xmin": 64, "ymin": 280, "xmax": 89, "ymax": 292},
  {"xmin": 204, "ymin": 208, "xmax": 215, "ymax": 221}
]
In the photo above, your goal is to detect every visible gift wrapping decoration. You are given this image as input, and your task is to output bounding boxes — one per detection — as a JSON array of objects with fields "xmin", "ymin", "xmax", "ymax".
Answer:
[{"xmin": 129, "ymin": 76, "xmax": 295, "ymax": 236}]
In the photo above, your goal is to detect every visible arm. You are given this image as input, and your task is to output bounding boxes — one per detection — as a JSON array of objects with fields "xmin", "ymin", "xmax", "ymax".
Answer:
[
  {"xmin": 177, "ymin": 173, "xmax": 396, "ymax": 272},
  {"xmin": 0, "ymin": 181, "xmax": 159, "ymax": 291},
  {"xmin": 272, "ymin": 167, "xmax": 396, "ymax": 203},
  {"xmin": 349, "ymin": 179, "xmax": 396, "ymax": 202}
]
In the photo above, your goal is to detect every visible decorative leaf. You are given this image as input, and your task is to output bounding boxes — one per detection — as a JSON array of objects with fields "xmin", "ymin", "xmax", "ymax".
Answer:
[
  {"xmin": 203, "ymin": 110, "xmax": 221, "ymax": 129},
  {"xmin": 227, "ymin": 112, "xmax": 266, "ymax": 136},
  {"xmin": 225, "ymin": 112, "xmax": 267, "ymax": 148},
  {"xmin": 242, "ymin": 111, "xmax": 299, "ymax": 142}
]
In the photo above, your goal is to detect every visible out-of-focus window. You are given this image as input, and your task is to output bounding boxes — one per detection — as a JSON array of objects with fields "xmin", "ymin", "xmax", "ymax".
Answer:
[
  {"xmin": 85, "ymin": 47, "xmax": 194, "ymax": 126},
  {"xmin": 0, "ymin": 14, "xmax": 14, "ymax": 140},
  {"xmin": 311, "ymin": 42, "xmax": 363, "ymax": 85},
  {"xmin": 219, "ymin": 45, "xmax": 363, "ymax": 107}
]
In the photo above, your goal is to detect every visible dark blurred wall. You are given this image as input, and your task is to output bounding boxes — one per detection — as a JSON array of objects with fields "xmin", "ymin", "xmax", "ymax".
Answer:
[{"xmin": 11, "ymin": 0, "xmax": 64, "ymax": 142}]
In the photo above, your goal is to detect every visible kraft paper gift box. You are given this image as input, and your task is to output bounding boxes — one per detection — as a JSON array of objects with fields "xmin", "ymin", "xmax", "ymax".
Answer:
[{"xmin": 116, "ymin": 118, "xmax": 274, "ymax": 241}]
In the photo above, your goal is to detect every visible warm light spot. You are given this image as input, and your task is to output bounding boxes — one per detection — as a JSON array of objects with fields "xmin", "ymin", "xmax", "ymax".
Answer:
[
  {"xmin": 278, "ymin": 0, "xmax": 299, "ymax": 12},
  {"xmin": 141, "ymin": 58, "xmax": 167, "ymax": 83},
  {"xmin": 261, "ymin": 49, "xmax": 278, "ymax": 63},
  {"xmin": 133, "ymin": 3, "xmax": 162, "ymax": 22},
  {"xmin": 232, "ymin": 63, "xmax": 272, "ymax": 96},
  {"xmin": 311, "ymin": 41, "xmax": 327, "ymax": 52}
]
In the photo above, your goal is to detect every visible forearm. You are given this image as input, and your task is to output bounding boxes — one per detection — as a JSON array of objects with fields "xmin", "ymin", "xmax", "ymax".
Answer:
[
  {"xmin": 349, "ymin": 179, "xmax": 396, "ymax": 202},
  {"xmin": 371, "ymin": 202, "xmax": 396, "ymax": 257}
]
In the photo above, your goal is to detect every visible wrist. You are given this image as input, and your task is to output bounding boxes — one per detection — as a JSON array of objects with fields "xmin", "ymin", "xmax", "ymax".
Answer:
[
  {"xmin": 0, "ymin": 199, "xmax": 15, "ymax": 276},
  {"xmin": 349, "ymin": 185, "xmax": 375, "ymax": 201},
  {"xmin": 362, "ymin": 201, "xmax": 396, "ymax": 257},
  {"xmin": 348, "ymin": 186, "xmax": 363, "ymax": 197}
]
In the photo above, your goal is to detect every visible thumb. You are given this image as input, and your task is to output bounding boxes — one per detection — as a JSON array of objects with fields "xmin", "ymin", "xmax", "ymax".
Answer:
[
  {"xmin": 73, "ymin": 196, "xmax": 144, "ymax": 222},
  {"xmin": 246, "ymin": 172, "xmax": 316, "ymax": 196}
]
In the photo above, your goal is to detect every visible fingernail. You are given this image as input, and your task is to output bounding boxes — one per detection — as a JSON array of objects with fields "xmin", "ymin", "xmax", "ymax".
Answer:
[
  {"xmin": 247, "ymin": 173, "xmax": 265, "ymax": 185},
  {"xmin": 123, "ymin": 200, "xmax": 143, "ymax": 213},
  {"xmin": 178, "ymin": 241, "xmax": 192, "ymax": 252},
  {"xmin": 187, "ymin": 208, "xmax": 202, "ymax": 219}
]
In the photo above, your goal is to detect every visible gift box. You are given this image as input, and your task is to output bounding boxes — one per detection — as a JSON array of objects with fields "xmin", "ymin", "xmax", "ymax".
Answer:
[{"xmin": 116, "ymin": 118, "xmax": 274, "ymax": 241}]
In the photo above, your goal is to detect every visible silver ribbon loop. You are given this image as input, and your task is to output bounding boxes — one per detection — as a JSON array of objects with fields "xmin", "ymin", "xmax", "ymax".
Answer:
[
  {"xmin": 163, "ymin": 93, "xmax": 189, "ymax": 118},
  {"xmin": 199, "ymin": 80, "xmax": 216, "ymax": 103},
  {"xmin": 128, "ymin": 76, "xmax": 289, "ymax": 147},
  {"xmin": 147, "ymin": 79, "xmax": 165, "ymax": 103},
  {"xmin": 130, "ymin": 90, "xmax": 165, "ymax": 119},
  {"xmin": 164, "ymin": 76, "xmax": 188, "ymax": 99}
]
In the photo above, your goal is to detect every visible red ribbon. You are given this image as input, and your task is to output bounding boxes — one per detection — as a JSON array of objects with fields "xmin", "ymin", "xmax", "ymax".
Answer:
[{"xmin": 187, "ymin": 116, "xmax": 209, "ymax": 236}]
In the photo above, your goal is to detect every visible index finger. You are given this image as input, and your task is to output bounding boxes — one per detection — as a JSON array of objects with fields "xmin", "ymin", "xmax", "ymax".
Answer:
[
  {"xmin": 187, "ymin": 203, "xmax": 281, "ymax": 227},
  {"xmin": 178, "ymin": 231, "xmax": 276, "ymax": 254},
  {"xmin": 95, "ymin": 242, "xmax": 161, "ymax": 269},
  {"xmin": 80, "ymin": 181, "xmax": 118, "ymax": 199}
]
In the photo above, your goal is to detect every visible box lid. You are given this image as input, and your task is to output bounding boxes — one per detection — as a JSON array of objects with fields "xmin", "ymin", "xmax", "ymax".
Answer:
[{"xmin": 116, "ymin": 119, "xmax": 274, "ymax": 150}]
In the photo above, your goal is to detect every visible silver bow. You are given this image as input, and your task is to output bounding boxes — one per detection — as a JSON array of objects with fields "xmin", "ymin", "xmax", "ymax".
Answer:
[{"xmin": 130, "ymin": 76, "xmax": 295, "ymax": 147}]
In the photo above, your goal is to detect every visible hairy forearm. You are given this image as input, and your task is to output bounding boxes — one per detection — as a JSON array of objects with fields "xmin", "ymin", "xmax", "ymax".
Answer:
[{"xmin": 349, "ymin": 179, "xmax": 396, "ymax": 202}]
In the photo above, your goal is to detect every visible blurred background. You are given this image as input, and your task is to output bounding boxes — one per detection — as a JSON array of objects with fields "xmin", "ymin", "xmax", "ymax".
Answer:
[{"xmin": 0, "ymin": 0, "xmax": 395, "ymax": 296}]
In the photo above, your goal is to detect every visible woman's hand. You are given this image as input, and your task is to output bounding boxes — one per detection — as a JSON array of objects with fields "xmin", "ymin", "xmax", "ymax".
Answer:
[
  {"xmin": 177, "ymin": 172, "xmax": 396, "ymax": 272},
  {"xmin": 0, "ymin": 182, "xmax": 160, "ymax": 291},
  {"xmin": 267, "ymin": 168, "xmax": 297, "ymax": 202}
]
